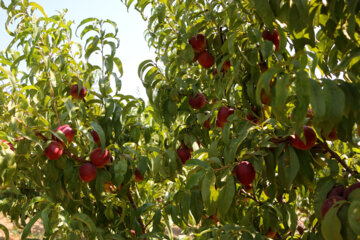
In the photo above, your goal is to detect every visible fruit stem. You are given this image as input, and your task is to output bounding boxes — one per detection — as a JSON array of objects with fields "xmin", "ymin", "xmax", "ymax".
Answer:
[
  {"xmin": 127, "ymin": 190, "xmax": 147, "ymax": 237},
  {"xmin": 240, "ymin": 188, "xmax": 261, "ymax": 204},
  {"xmin": 319, "ymin": 140, "xmax": 359, "ymax": 178},
  {"xmin": 63, "ymin": 149, "xmax": 87, "ymax": 163}
]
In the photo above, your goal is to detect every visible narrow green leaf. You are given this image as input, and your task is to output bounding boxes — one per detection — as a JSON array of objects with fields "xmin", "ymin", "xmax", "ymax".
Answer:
[
  {"xmin": 90, "ymin": 121, "xmax": 106, "ymax": 150},
  {"xmin": 254, "ymin": 0, "xmax": 275, "ymax": 27},
  {"xmin": 321, "ymin": 202, "xmax": 343, "ymax": 240},
  {"xmin": 348, "ymin": 200, "xmax": 360, "ymax": 235},
  {"xmin": 0, "ymin": 224, "xmax": 9, "ymax": 240},
  {"xmin": 217, "ymin": 175, "xmax": 235, "ymax": 217},
  {"xmin": 21, "ymin": 211, "xmax": 42, "ymax": 240},
  {"xmin": 72, "ymin": 213, "xmax": 97, "ymax": 233}
]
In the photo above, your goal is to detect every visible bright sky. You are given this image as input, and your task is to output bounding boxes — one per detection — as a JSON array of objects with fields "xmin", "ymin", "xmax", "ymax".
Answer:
[{"xmin": 0, "ymin": 0, "xmax": 154, "ymax": 100}]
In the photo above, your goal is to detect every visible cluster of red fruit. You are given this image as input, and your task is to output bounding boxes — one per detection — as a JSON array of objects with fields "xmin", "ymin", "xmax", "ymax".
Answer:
[
  {"xmin": 189, "ymin": 34, "xmax": 214, "ymax": 69},
  {"xmin": 321, "ymin": 182, "xmax": 360, "ymax": 218},
  {"xmin": 44, "ymin": 124, "xmax": 110, "ymax": 183}
]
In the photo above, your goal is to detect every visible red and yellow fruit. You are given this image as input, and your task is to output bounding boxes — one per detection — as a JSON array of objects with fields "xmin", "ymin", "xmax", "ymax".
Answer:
[
  {"xmin": 70, "ymin": 84, "xmax": 87, "ymax": 100},
  {"xmin": 90, "ymin": 148, "xmax": 110, "ymax": 168},
  {"xmin": 134, "ymin": 168, "xmax": 144, "ymax": 182},
  {"xmin": 262, "ymin": 29, "xmax": 280, "ymax": 52},
  {"xmin": 217, "ymin": 106, "xmax": 235, "ymax": 124},
  {"xmin": 45, "ymin": 141, "xmax": 64, "ymax": 160},
  {"xmin": 235, "ymin": 161, "xmax": 256, "ymax": 186},
  {"xmin": 198, "ymin": 51, "xmax": 214, "ymax": 68},
  {"xmin": 91, "ymin": 130, "xmax": 101, "ymax": 145},
  {"xmin": 189, "ymin": 93, "xmax": 207, "ymax": 110},
  {"xmin": 0, "ymin": 140, "xmax": 14, "ymax": 151},
  {"xmin": 290, "ymin": 126, "xmax": 317, "ymax": 150},
  {"xmin": 177, "ymin": 145, "xmax": 192, "ymax": 164},
  {"xmin": 52, "ymin": 124, "xmax": 75, "ymax": 145},
  {"xmin": 79, "ymin": 162, "xmax": 97, "ymax": 182},
  {"xmin": 189, "ymin": 34, "xmax": 206, "ymax": 53}
]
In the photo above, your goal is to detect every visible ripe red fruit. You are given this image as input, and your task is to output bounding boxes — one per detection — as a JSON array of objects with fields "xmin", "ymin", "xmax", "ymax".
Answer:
[
  {"xmin": 52, "ymin": 124, "xmax": 75, "ymax": 145},
  {"xmin": 134, "ymin": 168, "xmax": 144, "ymax": 182},
  {"xmin": 79, "ymin": 163, "xmax": 97, "ymax": 182},
  {"xmin": 198, "ymin": 51, "xmax": 214, "ymax": 68},
  {"xmin": 177, "ymin": 147, "xmax": 191, "ymax": 164},
  {"xmin": 266, "ymin": 229, "xmax": 277, "ymax": 239},
  {"xmin": 246, "ymin": 113, "xmax": 259, "ymax": 124},
  {"xmin": 321, "ymin": 195, "xmax": 345, "ymax": 218},
  {"xmin": 189, "ymin": 34, "xmax": 207, "ymax": 53},
  {"xmin": 260, "ymin": 88, "xmax": 271, "ymax": 105},
  {"xmin": 327, "ymin": 185, "xmax": 345, "ymax": 198},
  {"xmin": 217, "ymin": 106, "xmax": 235, "ymax": 123},
  {"xmin": 90, "ymin": 148, "xmax": 110, "ymax": 168},
  {"xmin": 343, "ymin": 182, "xmax": 360, "ymax": 199},
  {"xmin": 290, "ymin": 126, "xmax": 317, "ymax": 150},
  {"xmin": 70, "ymin": 84, "xmax": 87, "ymax": 100},
  {"xmin": 0, "ymin": 140, "xmax": 14, "ymax": 151},
  {"xmin": 45, "ymin": 141, "xmax": 64, "ymax": 160},
  {"xmin": 209, "ymin": 213, "xmax": 219, "ymax": 224},
  {"xmin": 216, "ymin": 119, "xmax": 225, "ymax": 129},
  {"xmin": 189, "ymin": 93, "xmax": 207, "ymax": 109},
  {"xmin": 220, "ymin": 60, "xmax": 231, "ymax": 73},
  {"xmin": 130, "ymin": 229, "xmax": 136, "ymax": 238},
  {"xmin": 262, "ymin": 29, "xmax": 280, "ymax": 52},
  {"xmin": 325, "ymin": 128, "xmax": 338, "ymax": 141},
  {"xmin": 203, "ymin": 118, "xmax": 211, "ymax": 129},
  {"xmin": 212, "ymin": 68, "xmax": 218, "ymax": 76},
  {"xmin": 235, "ymin": 161, "xmax": 256, "ymax": 186},
  {"xmin": 91, "ymin": 130, "xmax": 101, "ymax": 145}
]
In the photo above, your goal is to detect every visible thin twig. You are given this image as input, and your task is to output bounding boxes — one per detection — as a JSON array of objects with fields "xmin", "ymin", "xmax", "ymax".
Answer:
[
  {"xmin": 127, "ymin": 190, "xmax": 147, "ymax": 237},
  {"xmin": 63, "ymin": 149, "xmax": 87, "ymax": 163},
  {"xmin": 319, "ymin": 140, "xmax": 359, "ymax": 177}
]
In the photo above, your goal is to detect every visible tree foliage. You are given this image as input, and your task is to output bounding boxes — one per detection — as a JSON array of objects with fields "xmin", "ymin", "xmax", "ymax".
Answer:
[{"xmin": 1, "ymin": 0, "xmax": 360, "ymax": 239}]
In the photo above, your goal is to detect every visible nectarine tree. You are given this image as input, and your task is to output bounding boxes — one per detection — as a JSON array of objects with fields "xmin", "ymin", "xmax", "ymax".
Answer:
[{"xmin": 1, "ymin": 0, "xmax": 360, "ymax": 239}]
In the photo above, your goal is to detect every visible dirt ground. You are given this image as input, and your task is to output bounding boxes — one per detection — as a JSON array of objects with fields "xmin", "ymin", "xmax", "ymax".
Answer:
[
  {"xmin": 0, "ymin": 213, "xmax": 185, "ymax": 239},
  {"xmin": 0, "ymin": 213, "xmax": 44, "ymax": 240}
]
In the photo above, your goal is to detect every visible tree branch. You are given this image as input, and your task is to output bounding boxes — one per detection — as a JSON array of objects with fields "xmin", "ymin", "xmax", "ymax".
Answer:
[
  {"xmin": 319, "ymin": 140, "xmax": 359, "ymax": 177},
  {"xmin": 127, "ymin": 190, "xmax": 147, "ymax": 237}
]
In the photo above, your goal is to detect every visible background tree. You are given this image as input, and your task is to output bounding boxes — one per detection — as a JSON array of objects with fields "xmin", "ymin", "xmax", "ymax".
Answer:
[{"xmin": 0, "ymin": 0, "xmax": 360, "ymax": 239}]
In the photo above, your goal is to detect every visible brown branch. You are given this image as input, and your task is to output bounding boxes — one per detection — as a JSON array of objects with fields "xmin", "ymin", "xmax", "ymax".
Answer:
[
  {"xmin": 319, "ymin": 140, "xmax": 359, "ymax": 177},
  {"xmin": 35, "ymin": 131, "xmax": 87, "ymax": 163},
  {"xmin": 63, "ymin": 149, "xmax": 87, "ymax": 163},
  {"xmin": 127, "ymin": 190, "xmax": 147, "ymax": 237},
  {"xmin": 35, "ymin": 131, "xmax": 48, "ymax": 141},
  {"xmin": 240, "ymin": 188, "xmax": 261, "ymax": 205},
  {"xmin": 214, "ymin": 165, "xmax": 230, "ymax": 172},
  {"xmin": 48, "ymin": 80, "xmax": 61, "ymax": 126}
]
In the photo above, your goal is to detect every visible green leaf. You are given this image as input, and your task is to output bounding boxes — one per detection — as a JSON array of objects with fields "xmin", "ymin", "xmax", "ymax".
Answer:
[
  {"xmin": 217, "ymin": 175, "xmax": 235, "ymax": 217},
  {"xmin": 186, "ymin": 170, "xmax": 205, "ymax": 189},
  {"xmin": 348, "ymin": 200, "xmax": 360, "ymax": 235},
  {"xmin": 254, "ymin": 0, "xmax": 275, "ymax": 27},
  {"xmin": 278, "ymin": 147, "xmax": 299, "ymax": 189},
  {"xmin": 272, "ymin": 75, "xmax": 290, "ymax": 120},
  {"xmin": 256, "ymin": 65, "xmax": 282, "ymax": 105},
  {"xmin": 309, "ymin": 79, "xmax": 326, "ymax": 120},
  {"xmin": 0, "ymin": 224, "xmax": 9, "ymax": 240},
  {"xmin": 29, "ymin": 2, "xmax": 48, "ymax": 17},
  {"xmin": 90, "ymin": 121, "xmax": 106, "ymax": 150},
  {"xmin": 201, "ymin": 170, "xmax": 216, "ymax": 210},
  {"xmin": 114, "ymin": 157, "xmax": 127, "ymax": 186},
  {"xmin": 323, "ymin": 79, "xmax": 345, "ymax": 126},
  {"xmin": 190, "ymin": 190, "xmax": 203, "ymax": 224},
  {"xmin": 21, "ymin": 211, "xmax": 42, "ymax": 240},
  {"xmin": 321, "ymin": 202, "xmax": 343, "ymax": 240},
  {"xmin": 72, "ymin": 213, "xmax": 97, "ymax": 233}
]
